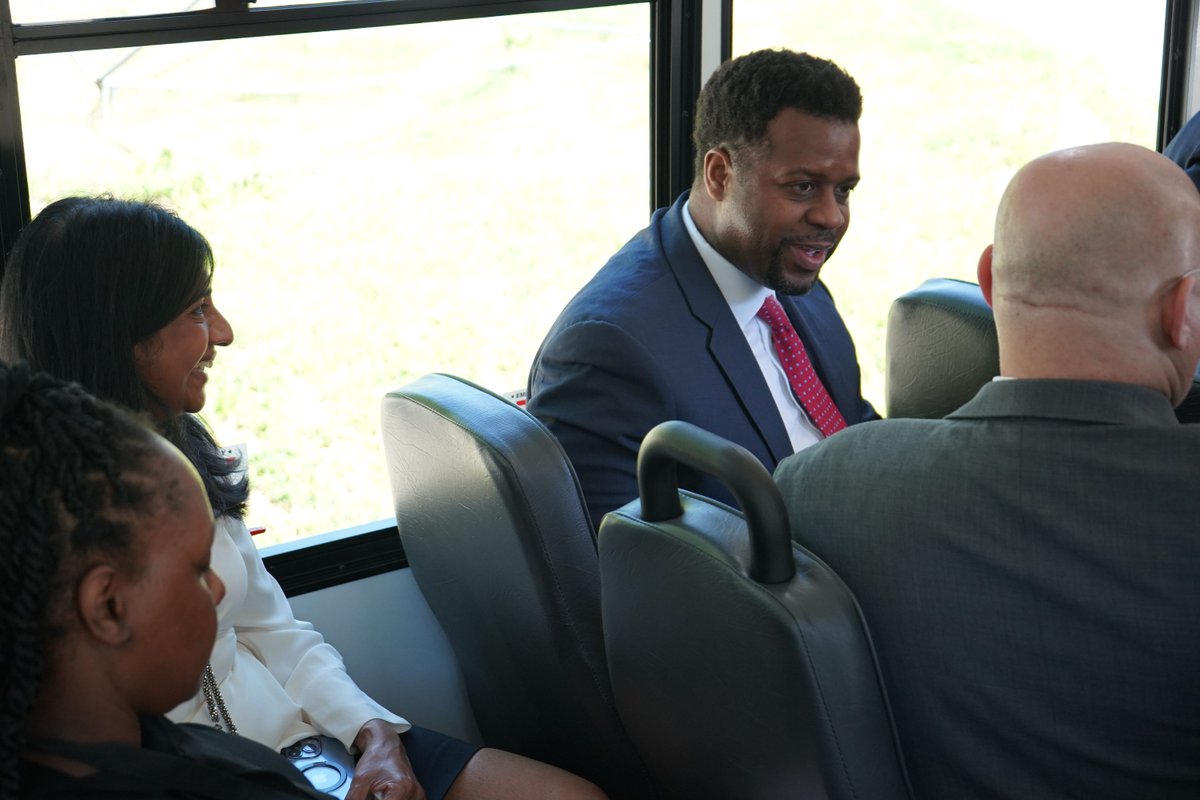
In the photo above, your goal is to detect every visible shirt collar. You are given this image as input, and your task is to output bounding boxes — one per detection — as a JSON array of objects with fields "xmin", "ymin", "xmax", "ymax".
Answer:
[{"xmin": 682, "ymin": 199, "xmax": 774, "ymax": 329}]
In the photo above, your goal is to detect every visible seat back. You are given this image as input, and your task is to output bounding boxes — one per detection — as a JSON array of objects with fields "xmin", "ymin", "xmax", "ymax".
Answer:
[
  {"xmin": 599, "ymin": 421, "xmax": 911, "ymax": 800},
  {"xmin": 380, "ymin": 373, "xmax": 652, "ymax": 798},
  {"xmin": 885, "ymin": 277, "xmax": 999, "ymax": 419}
]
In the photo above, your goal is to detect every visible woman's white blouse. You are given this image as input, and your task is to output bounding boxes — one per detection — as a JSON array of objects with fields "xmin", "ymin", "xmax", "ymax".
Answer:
[{"xmin": 166, "ymin": 515, "xmax": 409, "ymax": 750}]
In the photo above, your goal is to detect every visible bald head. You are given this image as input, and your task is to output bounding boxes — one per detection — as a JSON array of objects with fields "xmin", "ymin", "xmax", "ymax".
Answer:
[{"xmin": 981, "ymin": 142, "xmax": 1200, "ymax": 403}]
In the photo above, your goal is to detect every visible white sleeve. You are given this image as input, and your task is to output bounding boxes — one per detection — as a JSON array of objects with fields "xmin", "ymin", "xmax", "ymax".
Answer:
[{"xmin": 222, "ymin": 516, "xmax": 410, "ymax": 749}]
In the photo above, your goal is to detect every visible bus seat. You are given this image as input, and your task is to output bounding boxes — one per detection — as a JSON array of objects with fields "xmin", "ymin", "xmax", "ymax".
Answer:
[
  {"xmin": 885, "ymin": 277, "xmax": 1200, "ymax": 422},
  {"xmin": 885, "ymin": 277, "xmax": 998, "ymax": 418},
  {"xmin": 598, "ymin": 421, "xmax": 912, "ymax": 800},
  {"xmin": 380, "ymin": 373, "xmax": 655, "ymax": 799}
]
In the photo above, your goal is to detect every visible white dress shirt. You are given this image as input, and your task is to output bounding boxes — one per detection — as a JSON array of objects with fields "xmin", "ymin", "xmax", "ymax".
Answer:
[{"xmin": 681, "ymin": 201, "xmax": 823, "ymax": 452}]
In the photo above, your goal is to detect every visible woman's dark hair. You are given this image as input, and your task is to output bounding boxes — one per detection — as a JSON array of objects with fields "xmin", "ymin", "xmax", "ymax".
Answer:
[
  {"xmin": 0, "ymin": 196, "xmax": 247, "ymax": 518},
  {"xmin": 0, "ymin": 361, "xmax": 168, "ymax": 797},
  {"xmin": 692, "ymin": 48, "xmax": 863, "ymax": 177}
]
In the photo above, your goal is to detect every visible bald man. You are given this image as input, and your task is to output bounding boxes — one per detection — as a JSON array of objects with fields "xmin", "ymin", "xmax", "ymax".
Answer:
[{"xmin": 775, "ymin": 143, "xmax": 1200, "ymax": 799}]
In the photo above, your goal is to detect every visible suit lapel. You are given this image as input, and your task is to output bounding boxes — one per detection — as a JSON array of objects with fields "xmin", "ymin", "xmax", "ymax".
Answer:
[{"xmin": 657, "ymin": 195, "xmax": 794, "ymax": 465}]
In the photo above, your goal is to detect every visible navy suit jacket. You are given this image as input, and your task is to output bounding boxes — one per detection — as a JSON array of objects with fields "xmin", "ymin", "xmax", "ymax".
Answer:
[{"xmin": 528, "ymin": 192, "xmax": 877, "ymax": 527}]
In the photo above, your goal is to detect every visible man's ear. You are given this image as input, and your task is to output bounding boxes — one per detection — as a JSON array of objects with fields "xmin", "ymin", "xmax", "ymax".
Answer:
[
  {"xmin": 702, "ymin": 147, "xmax": 734, "ymax": 201},
  {"xmin": 76, "ymin": 563, "xmax": 134, "ymax": 646},
  {"xmin": 977, "ymin": 244, "xmax": 995, "ymax": 308},
  {"xmin": 1163, "ymin": 273, "xmax": 1197, "ymax": 351}
]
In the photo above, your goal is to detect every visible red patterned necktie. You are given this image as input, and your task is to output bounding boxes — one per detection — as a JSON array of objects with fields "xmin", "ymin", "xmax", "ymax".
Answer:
[{"xmin": 756, "ymin": 295, "xmax": 847, "ymax": 438}]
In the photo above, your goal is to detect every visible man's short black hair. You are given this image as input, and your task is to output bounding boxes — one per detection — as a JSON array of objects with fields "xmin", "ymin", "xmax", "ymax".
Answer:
[{"xmin": 692, "ymin": 48, "xmax": 862, "ymax": 175}]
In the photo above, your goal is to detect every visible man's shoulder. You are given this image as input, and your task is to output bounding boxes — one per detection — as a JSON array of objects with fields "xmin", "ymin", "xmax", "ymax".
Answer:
[
  {"xmin": 777, "ymin": 383, "xmax": 1200, "ymax": 490},
  {"xmin": 549, "ymin": 206, "xmax": 700, "ymax": 332},
  {"xmin": 781, "ymin": 416, "xmax": 938, "ymax": 467},
  {"xmin": 574, "ymin": 243, "xmax": 678, "ymax": 312}
]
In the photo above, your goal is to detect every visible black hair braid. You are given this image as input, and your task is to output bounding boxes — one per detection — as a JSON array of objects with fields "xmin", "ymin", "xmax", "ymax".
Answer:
[
  {"xmin": 0, "ymin": 362, "xmax": 158, "ymax": 798},
  {"xmin": 0, "ymin": 367, "xmax": 54, "ymax": 800}
]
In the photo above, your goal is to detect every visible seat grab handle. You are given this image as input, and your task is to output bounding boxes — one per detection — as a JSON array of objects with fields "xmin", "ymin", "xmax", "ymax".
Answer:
[{"xmin": 636, "ymin": 421, "xmax": 794, "ymax": 584}]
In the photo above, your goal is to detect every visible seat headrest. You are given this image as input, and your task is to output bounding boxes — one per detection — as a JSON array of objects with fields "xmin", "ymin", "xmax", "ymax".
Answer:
[{"xmin": 885, "ymin": 278, "xmax": 999, "ymax": 419}]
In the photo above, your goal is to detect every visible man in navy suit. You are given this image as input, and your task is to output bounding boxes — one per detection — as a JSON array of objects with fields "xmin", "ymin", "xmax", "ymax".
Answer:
[{"xmin": 527, "ymin": 49, "xmax": 878, "ymax": 527}]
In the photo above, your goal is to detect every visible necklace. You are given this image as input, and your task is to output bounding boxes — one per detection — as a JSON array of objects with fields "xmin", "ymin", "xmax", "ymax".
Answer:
[{"xmin": 200, "ymin": 662, "xmax": 238, "ymax": 735}]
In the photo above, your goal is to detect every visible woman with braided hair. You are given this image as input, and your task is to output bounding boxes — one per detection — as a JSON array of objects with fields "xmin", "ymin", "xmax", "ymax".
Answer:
[
  {"xmin": 0, "ymin": 197, "xmax": 605, "ymax": 800},
  {"xmin": 3, "ymin": 361, "xmax": 332, "ymax": 798}
]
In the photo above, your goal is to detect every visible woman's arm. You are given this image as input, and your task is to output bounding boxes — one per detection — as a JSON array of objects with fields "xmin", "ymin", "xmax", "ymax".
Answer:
[{"xmin": 221, "ymin": 516, "xmax": 409, "ymax": 748}]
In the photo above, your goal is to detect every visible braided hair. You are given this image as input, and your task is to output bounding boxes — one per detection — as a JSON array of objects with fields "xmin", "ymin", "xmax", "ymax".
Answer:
[
  {"xmin": 0, "ymin": 196, "xmax": 248, "ymax": 519},
  {"xmin": 0, "ymin": 361, "xmax": 166, "ymax": 798}
]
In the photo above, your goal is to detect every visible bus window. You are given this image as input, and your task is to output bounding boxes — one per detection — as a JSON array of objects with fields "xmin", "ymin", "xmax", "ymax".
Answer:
[
  {"xmin": 17, "ymin": 3, "xmax": 651, "ymax": 544},
  {"xmin": 733, "ymin": 0, "xmax": 1166, "ymax": 408}
]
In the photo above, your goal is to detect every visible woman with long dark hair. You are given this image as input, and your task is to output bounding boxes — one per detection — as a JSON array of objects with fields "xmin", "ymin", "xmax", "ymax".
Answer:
[{"xmin": 0, "ymin": 197, "xmax": 605, "ymax": 800}]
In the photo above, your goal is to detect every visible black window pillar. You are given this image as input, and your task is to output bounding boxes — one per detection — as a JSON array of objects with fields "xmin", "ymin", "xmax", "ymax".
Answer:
[
  {"xmin": 0, "ymin": 0, "xmax": 27, "ymax": 264},
  {"xmin": 1159, "ymin": 0, "xmax": 1196, "ymax": 150},
  {"xmin": 651, "ymin": 0, "xmax": 729, "ymax": 211}
]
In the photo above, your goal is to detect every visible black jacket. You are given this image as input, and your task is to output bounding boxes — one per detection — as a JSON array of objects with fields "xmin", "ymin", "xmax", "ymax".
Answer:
[{"xmin": 20, "ymin": 714, "xmax": 329, "ymax": 799}]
